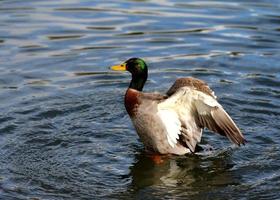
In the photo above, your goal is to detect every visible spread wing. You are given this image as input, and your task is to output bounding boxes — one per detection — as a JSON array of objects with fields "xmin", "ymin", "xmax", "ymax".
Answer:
[{"xmin": 157, "ymin": 86, "xmax": 245, "ymax": 151}]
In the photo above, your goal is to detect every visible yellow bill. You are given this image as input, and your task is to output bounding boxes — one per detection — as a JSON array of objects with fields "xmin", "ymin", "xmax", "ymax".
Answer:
[{"xmin": 111, "ymin": 63, "xmax": 126, "ymax": 71}]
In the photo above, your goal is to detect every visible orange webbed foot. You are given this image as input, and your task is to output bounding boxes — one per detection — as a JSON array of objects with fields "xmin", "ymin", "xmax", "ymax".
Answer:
[{"xmin": 147, "ymin": 153, "xmax": 170, "ymax": 164}]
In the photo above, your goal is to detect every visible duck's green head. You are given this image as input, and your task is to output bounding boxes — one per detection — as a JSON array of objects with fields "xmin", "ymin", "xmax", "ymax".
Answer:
[{"xmin": 111, "ymin": 58, "xmax": 148, "ymax": 91}]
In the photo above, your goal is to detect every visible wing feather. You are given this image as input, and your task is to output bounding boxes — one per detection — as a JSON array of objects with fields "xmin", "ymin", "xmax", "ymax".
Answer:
[
  {"xmin": 211, "ymin": 107, "xmax": 245, "ymax": 145},
  {"xmin": 194, "ymin": 90, "xmax": 245, "ymax": 145},
  {"xmin": 159, "ymin": 86, "xmax": 245, "ymax": 150},
  {"xmin": 157, "ymin": 109, "xmax": 181, "ymax": 148}
]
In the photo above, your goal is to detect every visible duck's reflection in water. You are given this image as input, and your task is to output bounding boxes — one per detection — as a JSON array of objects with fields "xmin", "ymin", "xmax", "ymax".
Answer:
[{"xmin": 129, "ymin": 147, "xmax": 240, "ymax": 192}]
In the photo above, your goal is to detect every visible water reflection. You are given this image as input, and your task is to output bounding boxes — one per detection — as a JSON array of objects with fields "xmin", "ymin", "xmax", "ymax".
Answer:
[{"xmin": 129, "ymin": 149, "xmax": 238, "ymax": 194}]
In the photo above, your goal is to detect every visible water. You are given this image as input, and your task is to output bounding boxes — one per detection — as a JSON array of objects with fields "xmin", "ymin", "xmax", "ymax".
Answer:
[{"xmin": 0, "ymin": 0, "xmax": 280, "ymax": 199}]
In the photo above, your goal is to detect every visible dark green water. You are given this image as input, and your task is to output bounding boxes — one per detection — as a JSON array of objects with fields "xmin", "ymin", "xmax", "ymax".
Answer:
[{"xmin": 0, "ymin": 0, "xmax": 280, "ymax": 199}]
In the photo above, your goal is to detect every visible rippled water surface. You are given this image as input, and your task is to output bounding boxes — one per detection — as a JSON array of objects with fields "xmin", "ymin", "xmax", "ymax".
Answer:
[{"xmin": 1, "ymin": 0, "xmax": 280, "ymax": 199}]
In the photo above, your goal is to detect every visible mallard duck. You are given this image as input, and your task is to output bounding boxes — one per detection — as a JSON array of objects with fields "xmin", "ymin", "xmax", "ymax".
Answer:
[{"xmin": 111, "ymin": 58, "xmax": 245, "ymax": 155}]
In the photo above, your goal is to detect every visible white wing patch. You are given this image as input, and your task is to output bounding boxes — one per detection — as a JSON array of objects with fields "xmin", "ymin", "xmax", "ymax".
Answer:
[{"xmin": 157, "ymin": 109, "xmax": 181, "ymax": 148}]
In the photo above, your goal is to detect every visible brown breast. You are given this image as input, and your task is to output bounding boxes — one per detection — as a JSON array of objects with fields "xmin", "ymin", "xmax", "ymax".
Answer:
[{"xmin": 125, "ymin": 88, "xmax": 140, "ymax": 117}]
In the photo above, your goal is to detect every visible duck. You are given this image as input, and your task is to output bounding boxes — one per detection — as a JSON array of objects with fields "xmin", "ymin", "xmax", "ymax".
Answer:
[{"xmin": 111, "ymin": 58, "xmax": 245, "ymax": 155}]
